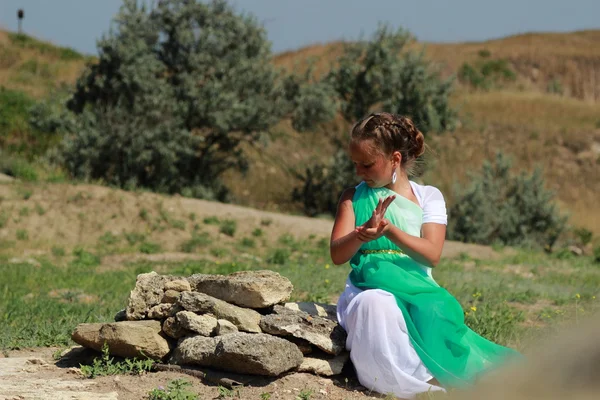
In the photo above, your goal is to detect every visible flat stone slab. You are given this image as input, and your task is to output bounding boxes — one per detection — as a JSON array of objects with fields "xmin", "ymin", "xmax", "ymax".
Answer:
[
  {"xmin": 260, "ymin": 305, "xmax": 346, "ymax": 355},
  {"xmin": 170, "ymin": 332, "xmax": 303, "ymax": 376},
  {"xmin": 188, "ymin": 270, "xmax": 293, "ymax": 308},
  {"xmin": 71, "ymin": 320, "xmax": 171, "ymax": 360},
  {"xmin": 178, "ymin": 291, "xmax": 262, "ymax": 333}
]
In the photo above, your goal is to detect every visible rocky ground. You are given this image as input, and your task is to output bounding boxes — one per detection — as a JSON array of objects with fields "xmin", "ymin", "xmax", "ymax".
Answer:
[{"xmin": 0, "ymin": 347, "xmax": 389, "ymax": 400}]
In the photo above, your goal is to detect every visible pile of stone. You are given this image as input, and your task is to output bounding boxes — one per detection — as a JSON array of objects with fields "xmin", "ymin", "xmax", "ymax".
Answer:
[{"xmin": 71, "ymin": 270, "xmax": 349, "ymax": 377}]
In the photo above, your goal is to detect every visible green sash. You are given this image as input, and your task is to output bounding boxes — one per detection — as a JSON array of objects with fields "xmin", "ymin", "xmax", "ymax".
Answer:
[{"xmin": 349, "ymin": 182, "xmax": 520, "ymax": 388}]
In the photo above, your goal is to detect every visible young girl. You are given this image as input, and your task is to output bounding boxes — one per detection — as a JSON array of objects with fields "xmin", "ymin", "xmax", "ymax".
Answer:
[{"xmin": 331, "ymin": 112, "xmax": 519, "ymax": 399}]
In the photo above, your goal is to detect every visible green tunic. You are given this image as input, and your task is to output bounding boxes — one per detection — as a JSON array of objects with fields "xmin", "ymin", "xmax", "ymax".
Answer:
[{"xmin": 349, "ymin": 182, "xmax": 520, "ymax": 388}]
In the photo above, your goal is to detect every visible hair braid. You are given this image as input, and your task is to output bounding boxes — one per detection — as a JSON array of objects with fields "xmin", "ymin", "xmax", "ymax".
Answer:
[{"xmin": 351, "ymin": 112, "xmax": 426, "ymax": 173}]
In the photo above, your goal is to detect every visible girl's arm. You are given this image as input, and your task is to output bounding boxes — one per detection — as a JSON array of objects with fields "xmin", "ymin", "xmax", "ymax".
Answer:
[
  {"xmin": 329, "ymin": 188, "xmax": 363, "ymax": 265},
  {"xmin": 384, "ymin": 222, "xmax": 446, "ymax": 267}
]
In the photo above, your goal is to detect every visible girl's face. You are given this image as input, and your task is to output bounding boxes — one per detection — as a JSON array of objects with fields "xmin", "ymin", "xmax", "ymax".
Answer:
[{"xmin": 349, "ymin": 140, "xmax": 394, "ymax": 187}]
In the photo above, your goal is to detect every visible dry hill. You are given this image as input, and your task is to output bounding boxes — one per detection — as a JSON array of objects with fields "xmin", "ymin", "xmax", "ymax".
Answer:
[{"xmin": 1, "ymin": 28, "xmax": 599, "ymax": 235}]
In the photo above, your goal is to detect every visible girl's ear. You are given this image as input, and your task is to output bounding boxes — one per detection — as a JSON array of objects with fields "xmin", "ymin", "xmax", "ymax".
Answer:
[{"xmin": 392, "ymin": 151, "xmax": 402, "ymax": 168}]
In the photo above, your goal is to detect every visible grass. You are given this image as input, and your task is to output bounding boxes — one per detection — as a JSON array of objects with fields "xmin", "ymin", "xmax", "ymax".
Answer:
[
  {"xmin": 7, "ymin": 33, "xmax": 84, "ymax": 62},
  {"xmin": 1, "ymin": 219, "xmax": 598, "ymax": 352},
  {"xmin": 80, "ymin": 342, "xmax": 154, "ymax": 378},
  {"xmin": 148, "ymin": 379, "xmax": 200, "ymax": 400}
]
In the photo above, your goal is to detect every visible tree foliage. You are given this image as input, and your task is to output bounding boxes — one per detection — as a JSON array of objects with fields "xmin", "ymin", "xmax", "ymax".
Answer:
[
  {"xmin": 59, "ymin": 0, "xmax": 335, "ymax": 199},
  {"xmin": 448, "ymin": 152, "xmax": 567, "ymax": 249},
  {"xmin": 295, "ymin": 24, "xmax": 458, "ymax": 216}
]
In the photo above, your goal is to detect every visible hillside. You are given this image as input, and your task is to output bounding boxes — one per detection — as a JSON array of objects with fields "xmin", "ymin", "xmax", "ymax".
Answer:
[
  {"xmin": 0, "ymin": 180, "xmax": 499, "ymax": 260},
  {"xmin": 1, "ymin": 28, "xmax": 599, "ymax": 236},
  {"xmin": 275, "ymin": 30, "xmax": 600, "ymax": 101}
]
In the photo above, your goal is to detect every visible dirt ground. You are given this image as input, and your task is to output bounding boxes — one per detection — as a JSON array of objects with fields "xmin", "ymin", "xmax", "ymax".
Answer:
[
  {"xmin": 0, "ymin": 347, "xmax": 388, "ymax": 400},
  {"xmin": 0, "ymin": 182, "xmax": 506, "ymax": 261},
  {"xmin": 0, "ymin": 182, "xmax": 510, "ymax": 400}
]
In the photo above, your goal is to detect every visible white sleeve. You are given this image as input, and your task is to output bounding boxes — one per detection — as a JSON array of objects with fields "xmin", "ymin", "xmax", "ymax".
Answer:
[{"xmin": 422, "ymin": 186, "xmax": 447, "ymax": 225}]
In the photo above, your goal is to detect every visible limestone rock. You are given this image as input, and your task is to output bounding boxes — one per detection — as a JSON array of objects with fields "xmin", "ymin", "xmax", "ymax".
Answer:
[
  {"xmin": 260, "ymin": 305, "xmax": 346, "ymax": 355},
  {"xmin": 178, "ymin": 291, "xmax": 261, "ymax": 333},
  {"xmin": 170, "ymin": 333, "xmax": 303, "ymax": 376},
  {"xmin": 161, "ymin": 290, "xmax": 181, "ymax": 304},
  {"xmin": 162, "ymin": 317, "xmax": 189, "ymax": 339},
  {"xmin": 164, "ymin": 279, "xmax": 191, "ymax": 292},
  {"xmin": 297, "ymin": 352, "xmax": 349, "ymax": 376},
  {"xmin": 284, "ymin": 302, "xmax": 338, "ymax": 321},
  {"xmin": 176, "ymin": 311, "xmax": 218, "ymax": 336},
  {"xmin": 147, "ymin": 303, "xmax": 181, "ymax": 319},
  {"xmin": 216, "ymin": 319, "xmax": 238, "ymax": 335},
  {"xmin": 71, "ymin": 323, "xmax": 103, "ymax": 350},
  {"xmin": 286, "ymin": 337, "xmax": 313, "ymax": 355},
  {"xmin": 125, "ymin": 272, "xmax": 168, "ymax": 320},
  {"xmin": 188, "ymin": 270, "xmax": 293, "ymax": 308},
  {"xmin": 71, "ymin": 320, "xmax": 171, "ymax": 360}
]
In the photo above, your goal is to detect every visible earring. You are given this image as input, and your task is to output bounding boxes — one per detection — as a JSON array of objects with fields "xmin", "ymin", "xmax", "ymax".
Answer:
[{"xmin": 392, "ymin": 170, "xmax": 397, "ymax": 184}]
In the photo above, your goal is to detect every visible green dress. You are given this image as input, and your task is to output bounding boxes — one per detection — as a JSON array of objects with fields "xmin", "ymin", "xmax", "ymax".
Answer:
[{"xmin": 349, "ymin": 182, "xmax": 520, "ymax": 388}]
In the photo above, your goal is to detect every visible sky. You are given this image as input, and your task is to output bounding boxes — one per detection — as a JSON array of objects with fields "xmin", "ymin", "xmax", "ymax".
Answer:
[{"xmin": 0, "ymin": 0, "xmax": 599, "ymax": 56}]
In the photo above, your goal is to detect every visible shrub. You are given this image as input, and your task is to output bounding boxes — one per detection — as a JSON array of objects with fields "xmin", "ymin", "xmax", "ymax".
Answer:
[
  {"xmin": 139, "ymin": 241, "xmax": 162, "ymax": 254},
  {"xmin": 295, "ymin": 24, "xmax": 458, "ymax": 216},
  {"xmin": 547, "ymin": 78, "xmax": 564, "ymax": 95},
  {"xmin": 458, "ymin": 59, "xmax": 516, "ymax": 90},
  {"xmin": 326, "ymin": 24, "xmax": 457, "ymax": 132},
  {"xmin": 448, "ymin": 152, "xmax": 568, "ymax": 249},
  {"xmin": 0, "ymin": 155, "xmax": 39, "ymax": 182},
  {"xmin": 0, "ymin": 87, "xmax": 35, "ymax": 153},
  {"xmin": 60, "ymin": 0, "xmax": 335, "ymax": 199},
  {"xmin": 219, "ymin": 220, "xmax": 237, "ymax": 237},
  {"xmin": 181, "ymin": 233, "xmax": 211, "ymax": 253}
]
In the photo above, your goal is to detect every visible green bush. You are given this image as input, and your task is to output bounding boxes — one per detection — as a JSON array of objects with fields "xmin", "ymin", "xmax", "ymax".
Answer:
[
  {"xmin": 0, "ymin": 154, "xmax": 39, "ymax": 182},
  {"xmin": 458, "ymin": 58, "xmax": 516, "ymax": 90},
  {"xmin": 219, "ymin": 220, "xmax": 237, "ymax": 237},
  {"xmin": 0, "ymin": 87, "xmax": 34, "ymax": 143},
  {"xmin": 60, "ymin": 0, "xmax": 335, "ymax": 199},
  {"xmin": 181, "ymin": 233, "xmax": 211, "ymax": 253},
  {"xmin": 448, "ymin": 152, "xmax": 568, "ymax": 249},
  {"xmin": 268, "ymin": 248, "xmax": 290, "ymax": 265},
  {"xmin": 326, "ymin": 24, "xmax": 457, "ymax": 131},
  {"xmin": 294, "ymin": 24, "xmax": 457, "ymax": 217},
  {"xmin": 573, "ymin": 227, "xmax": 593, "ymax": 246},
  {"xmin": 547, "ymin": 78, "xmax": 564, "ymax": 95},
  {"xmin": 139, "ymin": 242, "xmax": 162, "ymax": 254}
]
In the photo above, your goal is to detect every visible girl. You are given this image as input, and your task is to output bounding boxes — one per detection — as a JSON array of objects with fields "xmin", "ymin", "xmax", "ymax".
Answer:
[{"xmin": 331, "ymin": 112, "xmax": 519, "ymax": 399}]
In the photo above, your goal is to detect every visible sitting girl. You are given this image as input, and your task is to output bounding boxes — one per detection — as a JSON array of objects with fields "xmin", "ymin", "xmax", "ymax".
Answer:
[{"xmin": 330, "ymin": 112, "xmax": 519, "ymax": 399}]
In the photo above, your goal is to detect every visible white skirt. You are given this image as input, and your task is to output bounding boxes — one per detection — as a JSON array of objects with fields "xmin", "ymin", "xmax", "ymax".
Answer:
[{"xmin": 336, "ymin": 278, "xmax": 445, "ymax": 399}]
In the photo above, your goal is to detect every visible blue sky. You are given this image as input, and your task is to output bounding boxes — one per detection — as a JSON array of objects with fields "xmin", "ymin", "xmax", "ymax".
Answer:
[{"xmin": 0, "ymin": 0, "xmax": 598, "ymax": 56}]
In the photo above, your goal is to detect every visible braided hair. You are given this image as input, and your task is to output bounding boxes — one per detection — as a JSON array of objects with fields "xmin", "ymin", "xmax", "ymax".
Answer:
[{"xmin": 351, "ymin": 112, "xmax": 425, "ymax": 175}]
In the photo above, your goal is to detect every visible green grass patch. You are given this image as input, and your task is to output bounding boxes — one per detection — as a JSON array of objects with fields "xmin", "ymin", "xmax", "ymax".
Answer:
[
  {"xmin": 8, "ymin": 32, "xmax": 84, "ymax": 61},
  {"xmin": 80, "ymin": 342, "xmax": 154, "ymax": 378},
  {"xmin": 0, "ymin": 257, "xmax": 135, "ymax": 349},
  {"xmin": 139, "ymin": 241, "xmax": 162, "ymax": 254},
  {"xmin": 181, "ymin": 232, "xmax": 211, "ymax": 253},
  {"xmin": 1, "ymin": 236, "xmax": 597, "ymax": 353},
  {"xmin": 219, "ymin": 219, "xmax": 237, "ymax": 237},
  {"xmin": 148, "ymin": 379, "xmax": 199, "ymax": 400}
]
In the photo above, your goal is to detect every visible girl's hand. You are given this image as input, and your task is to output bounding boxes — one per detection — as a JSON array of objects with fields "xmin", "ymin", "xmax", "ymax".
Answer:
[
  {"xmin": 356, "ymin": 218, "xmax": 391, "ymax": 242},
  {"xmin": 364, "ymin": 195, "xmax": 396, "ymax": 229}
]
